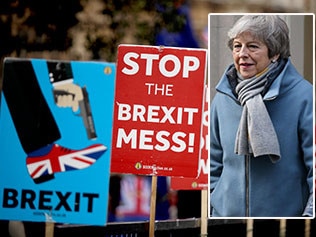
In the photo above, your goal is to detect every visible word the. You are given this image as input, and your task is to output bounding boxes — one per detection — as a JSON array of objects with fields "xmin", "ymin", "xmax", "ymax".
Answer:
[{"xmin": 145, "ymin": 83, "xmax": 173, "ymax": 96}]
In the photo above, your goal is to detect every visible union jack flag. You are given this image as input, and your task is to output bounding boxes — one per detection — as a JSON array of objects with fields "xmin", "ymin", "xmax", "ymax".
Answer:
[{"xmin": 26, "ymin": 144, "xmax": 107, "ymax": 179}]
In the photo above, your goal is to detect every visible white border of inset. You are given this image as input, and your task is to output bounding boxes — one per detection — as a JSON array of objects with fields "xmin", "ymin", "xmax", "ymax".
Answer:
[{"xmin": 208, "ymin": 12, "xmax": 315, "ymax": 220}]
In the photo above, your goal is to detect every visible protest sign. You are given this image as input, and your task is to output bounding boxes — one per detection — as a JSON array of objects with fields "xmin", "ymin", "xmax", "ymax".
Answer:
[
  {"xmin": 170, "ymin": 86, "xmax": 209, "ymax": 190},
  {"xmin": 111, "ymin": 45, "xmax": 207, "ymax": 177},
  {"xmin": 0, "ymin": 58, "xmax": 115, "ymax": 226}
]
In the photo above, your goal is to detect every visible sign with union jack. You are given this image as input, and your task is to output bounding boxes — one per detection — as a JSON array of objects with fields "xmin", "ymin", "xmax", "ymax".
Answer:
[
  {"xmin": 26, "ymin": 144, "xmax": 107, "ymax": 180},
  {"xmin": 0, "ymin": 58, "xmax": 115, "ymax": 225}
]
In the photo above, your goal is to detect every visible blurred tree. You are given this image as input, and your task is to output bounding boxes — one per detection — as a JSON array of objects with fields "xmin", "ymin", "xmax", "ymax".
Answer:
[
  {"xmin": 74, "ymin": 0, "xmax": 190, "ymax": 61},
  {"xmin": 0, "ymin": 0, "xmax": 82, "ymax": 56},
  {"xmin": 0, "ymin": 0, "xmax": 189, "ymax": 61}
]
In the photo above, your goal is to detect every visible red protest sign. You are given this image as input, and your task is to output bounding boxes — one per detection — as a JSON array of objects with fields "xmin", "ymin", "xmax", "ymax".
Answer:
[
  {"xmin": 111, "ymin": 44, "xmax": 207, "ymax": 177},
  {"xmin": 170, "ymin": 86, "xmax": 209, "ymax": 189}
]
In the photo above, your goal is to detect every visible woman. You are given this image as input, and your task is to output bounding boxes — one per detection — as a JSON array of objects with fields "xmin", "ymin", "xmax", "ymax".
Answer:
[{"xmin": 210, "ymin": 15, "xmax": 313, "ymax": 217}]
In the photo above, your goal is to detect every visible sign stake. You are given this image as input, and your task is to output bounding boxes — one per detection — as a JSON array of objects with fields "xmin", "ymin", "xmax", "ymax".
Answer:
[
  {"xmin": 149, "ymin": 175, "xmax": 158, "ymax": 237},
  {"xmin": 200, "ymin": 189, "xmax": 208, "ymax": 236},
  {"xmin": 246, "ymin": 219, "xmax": 254, "ymax": 237},
  {"xmin": 279, "ymin": 219, "xmax": 286, "ymax": 237},
  {"xmin": 45, "ymin": 222, "xmax": 54, "ymax": 237}
]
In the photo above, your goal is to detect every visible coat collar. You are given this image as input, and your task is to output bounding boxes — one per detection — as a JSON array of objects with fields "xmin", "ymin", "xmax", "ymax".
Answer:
[{"xmin": 215, "ymin": 59, "xmax": 293, "ymax": 102}]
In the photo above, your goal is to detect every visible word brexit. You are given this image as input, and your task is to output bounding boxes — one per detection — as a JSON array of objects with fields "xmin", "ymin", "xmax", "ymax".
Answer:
[{"xmin": 2, "ymin": 188, "xmax": 99, "ymax": 213}]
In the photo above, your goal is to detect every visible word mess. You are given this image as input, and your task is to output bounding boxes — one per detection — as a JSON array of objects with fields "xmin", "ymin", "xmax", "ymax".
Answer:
[{"xmin": 116, "ymin": 129, "xmax": 195, "ymax": 153}]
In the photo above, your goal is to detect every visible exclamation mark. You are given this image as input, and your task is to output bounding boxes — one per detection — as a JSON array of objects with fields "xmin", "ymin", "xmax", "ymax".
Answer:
[{"xmin": 188, "ymin": 133, "xmax": 195, "ymax": 153}]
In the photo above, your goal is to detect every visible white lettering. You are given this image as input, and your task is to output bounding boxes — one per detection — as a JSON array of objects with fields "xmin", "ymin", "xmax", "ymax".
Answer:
[
  {"xmin": 140, "ymin": 53, "xmax": 159, "ymax": 76},
  {"xmin": 184, "ymin": 108, "xmax": 199, "ymax": 125},
  {"xmin": 121, "ymin": 52, "xmax": 200, "ymax": 78},
  {"xmin": 160, "ymin": 106, "xmax": 176, "ymax": 124},
  {"xmin": 115, "ymin": 129, "xmax": 195, "ymax": 154},
  {"xmin": 122, "ymin": 52, "xmax": 139, "ymax": 75},
  {"xmin": 155, "ymin": 131, "xmax": 170, "ymax": 151},
  {"xmin": 117, "ymin": 103, "xmax": 199, "ymax": 125},
  {"xmin": 147, "ymin": 105, "xmax": 160, "ymax": 123},
  {"xmin": 139, "ymin": 130, "xmax": 154, "ymax": 150},
  {"xmin": 198, "ymin": 157, "xmax": 209, "ymax": 175},
  {"xmin": 116, "ymin": 128, "xmax": 137, "ymax": 149},
  {"xmin": 117, "ymin": 103, "xmax": 131, "ymax": 121},
  {"xmin": 132, "ymin": 104, "xmax": 146, "ymax": 122},
  {"xmin": 183, "ymin": 56, "xmax": 200, "ymax": 78},
  {"xmin": 159, "ymin": 54, "xmax": 181, "ymax": 77},
  {"xmin": 171, "ymin": 132, "xmax": 186, "ymax": 152},
  {"xmin": 145, "ymin": 83, "xmax": 174, "ymax": 96}
]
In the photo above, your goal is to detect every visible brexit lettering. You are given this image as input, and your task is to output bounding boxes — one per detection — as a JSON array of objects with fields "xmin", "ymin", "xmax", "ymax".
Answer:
[
  {"xmin": 117, "ymin": 103, "xmax": 198, "ymax": 125},
  {"xmin": 115, "ymin": 103, "xmax": 199, "ymax": 153},
  {"xmin": 2, "ymin": 188, "xmax": 99, "ymax": 213}
]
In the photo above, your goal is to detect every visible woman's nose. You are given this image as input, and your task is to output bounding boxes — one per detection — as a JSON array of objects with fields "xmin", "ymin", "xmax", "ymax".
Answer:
[{"xmin": 239, "ymin": 45, "xmax": 249, "ymax": 57}]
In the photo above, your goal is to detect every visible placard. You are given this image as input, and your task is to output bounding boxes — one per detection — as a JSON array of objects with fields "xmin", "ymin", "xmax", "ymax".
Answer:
[
  {"xmin": 170, "ymin": 86, "xmax": 209, "ymax": 189},
  {"xmin": 0, "ymin": 58, "xmax": 115, "ymax": 225},
  {"xmin": 111, "ymin": 45, "xmax": 207, "ymax": 177}
]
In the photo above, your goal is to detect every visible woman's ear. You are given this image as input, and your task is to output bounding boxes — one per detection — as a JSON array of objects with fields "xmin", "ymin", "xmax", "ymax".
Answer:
[{"xmin": 271, "ymin": 54, "xmax": 280, "ymax": 63}]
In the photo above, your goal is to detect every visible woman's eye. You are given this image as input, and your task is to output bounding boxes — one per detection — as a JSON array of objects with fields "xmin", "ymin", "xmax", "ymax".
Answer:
[
  {"xmin": 249, "ymin": 44, "xmax": 259, "ymax": 49},
  {"xmin": 233, "ymin": 45, "xmax": 241, "ymax": 51}
]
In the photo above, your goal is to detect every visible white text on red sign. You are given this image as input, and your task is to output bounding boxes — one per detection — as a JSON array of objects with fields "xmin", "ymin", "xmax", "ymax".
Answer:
[{"xmin": 122, "ymin": 52, "xmax": 201, "ymax": 78}]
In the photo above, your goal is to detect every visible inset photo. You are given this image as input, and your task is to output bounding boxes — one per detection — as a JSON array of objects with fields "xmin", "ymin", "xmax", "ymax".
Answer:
[{"xmin": 208, "ymin": 13, "xmax": 315, "ymax": 218}]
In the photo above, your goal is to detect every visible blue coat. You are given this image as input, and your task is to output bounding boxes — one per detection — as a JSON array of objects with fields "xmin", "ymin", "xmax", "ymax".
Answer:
[{"xmin": 210, "ymin": 59, "xmax": 313, "ymax": 217}]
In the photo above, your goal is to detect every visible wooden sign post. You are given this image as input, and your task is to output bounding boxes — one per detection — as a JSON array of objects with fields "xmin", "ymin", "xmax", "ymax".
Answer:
[
  {"xmin": 200, "ymin": 189, "xmax": 208, "ymax": 236},
  {"xmin": 149, "ymin": 175, "xmax": 158, "ymax": 237},
  {"xmin": 45, "ymin": 222, "xmax": 54, "ymax": 237}
]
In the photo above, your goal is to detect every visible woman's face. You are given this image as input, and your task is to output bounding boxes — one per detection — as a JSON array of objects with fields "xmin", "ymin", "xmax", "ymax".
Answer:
[{"xmin": 232, "ymin": 32, "xmax": 272, "ymax": 79}]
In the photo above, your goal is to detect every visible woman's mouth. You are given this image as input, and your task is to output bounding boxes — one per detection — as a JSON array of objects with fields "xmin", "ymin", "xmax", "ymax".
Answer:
[
  {"xmin": 239, "ymin": 63, "xmax": 253, "ymax": 69},
  {"xmin": 240, "ymin": 63, "xmax": 253, "ymax": 67}
]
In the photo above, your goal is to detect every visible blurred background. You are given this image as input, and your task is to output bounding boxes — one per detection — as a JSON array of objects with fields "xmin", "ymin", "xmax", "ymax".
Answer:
[{"xmin": 0, "ymin": 0, "xmax": 314, "ymax": 63}]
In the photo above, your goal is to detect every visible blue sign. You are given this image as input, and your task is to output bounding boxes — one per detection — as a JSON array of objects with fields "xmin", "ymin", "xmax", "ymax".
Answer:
[{"xmin": 0, "ymin": 58, "xmax": 115, "ymax": 226}]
